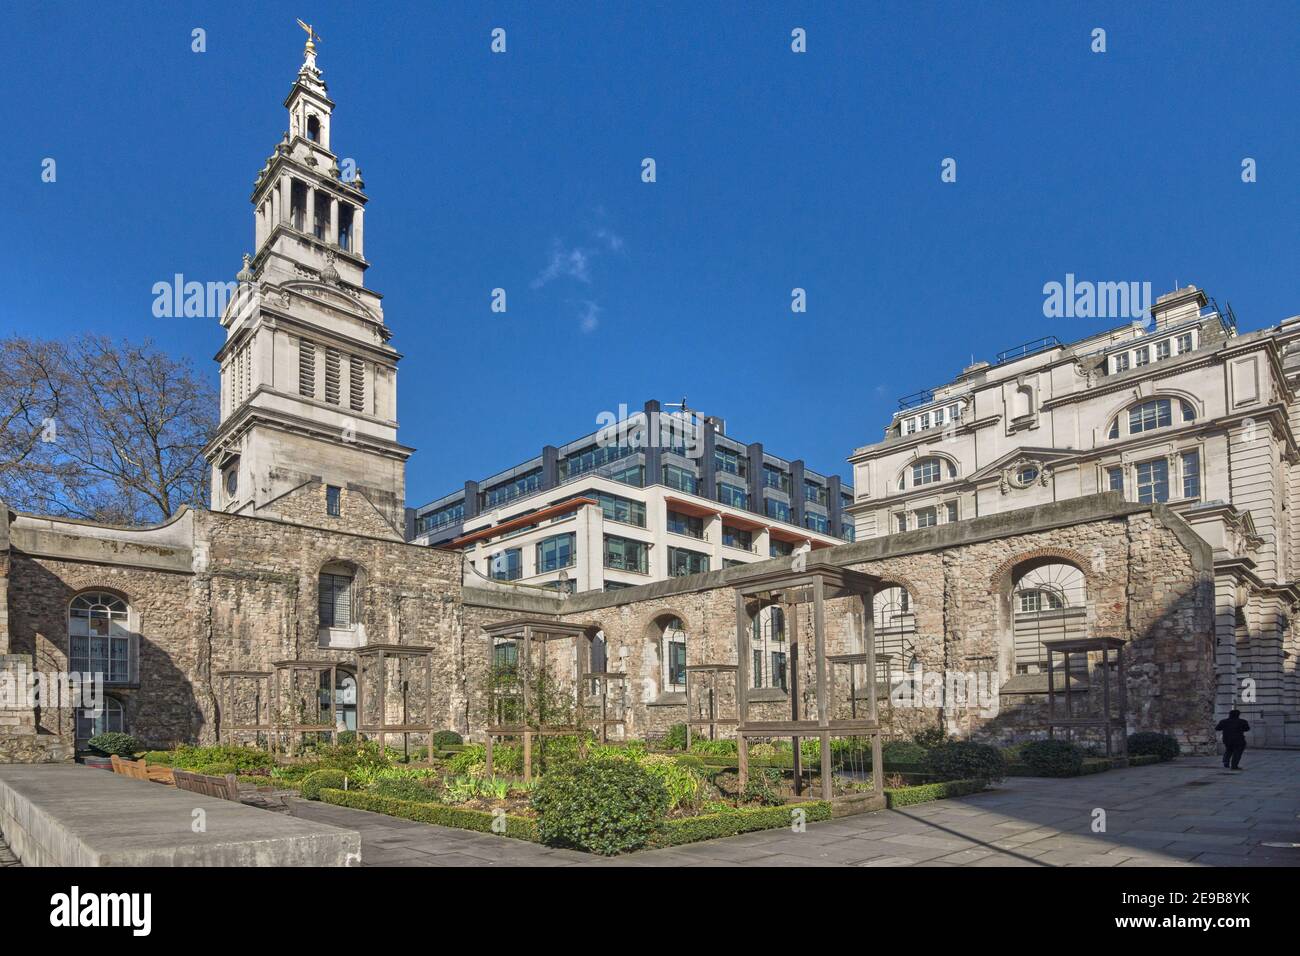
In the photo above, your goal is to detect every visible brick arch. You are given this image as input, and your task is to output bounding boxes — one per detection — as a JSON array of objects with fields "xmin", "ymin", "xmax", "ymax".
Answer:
[
  {"xmin": 641, "ymin": 607, "xmax": 693, "ymax": 644},
  {"xmin": 988, "ymin": 547, "xmax": 1093, "ymax": 596}
]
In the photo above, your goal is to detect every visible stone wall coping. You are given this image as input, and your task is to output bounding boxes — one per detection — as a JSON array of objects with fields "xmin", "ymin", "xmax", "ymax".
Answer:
[{"xmin": 462, "ymin": 492, "xmax": 1212, "ymax": 616}]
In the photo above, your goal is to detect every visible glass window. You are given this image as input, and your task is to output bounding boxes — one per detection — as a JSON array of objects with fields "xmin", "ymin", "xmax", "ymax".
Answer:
[
  {"xmin": 895, "ymin": 513, "xmax": 908, "ymax": 533},
  {"xmin": 1113, "ymin": 353, "xmax": 1130, "ymax": 372},
  {"xmin": 915, "ymin": 507, "xmax": 937, "ymax": 528},
  {"xmin": 76, "ymin": 696, "xmax": 124, "ymax": 746},
  {"xmin": 318, "ymin": 572, "xmax": 353, "ymax": 627},
  {"xmin": 762, "ymin": 464, "xmax": 789, "ymax": 492},
  {"xmin": 604, "ymin": 535, "xmax": 648, "ymax": 573},
  {"xmin": 585, "ymin": 490, "xmax": 644, "ymax": 526},
  {"xmin": 769, "ymin": 539, "xmax": 794, "ymax": 557},
  {"xmin": 722, "ymin": 525, "xmax": 753, "ymax": 551},
  {"xmin": 1107, "ymin": 466, "xmax": 1124, "ymax": 492},
  {"xmin": 1017, "ymin": 465, "xmax": 1039, "ymax": 484},
  {"xmin": 483, "ymin": 468, "xmax": 543, "ymax": 509},
  {"xmin": 326, "ymin": 485, "xmax": 341, "ymax": 516},
  {"xmin": 1129, "ymin": 399, "xmax": 1172, "ymax": 434},
  {"xmin": 489, "ymin": 548, "xmax": 523, "ymax": 581},
  {"xmin": 1156, "ymin": 340, "xmax": 1171, "ymax": 361},
  {"xmin": 1135, "ymin": 458, "xmax": 1169, "ymax": 504},
  {"xmin": 1182, "ymin": 449, "xmax": 1201, "ymax": 499},
  {"xmin": 1176, "ymin": 333, "xmax": 1193, "ymax": 354},
  {"xmin": 561, "ymin": 443, "xmax": 633, "ymax": 481},
  {"xmin": 717, "ymin": 482, "xmax": 748, "ymax": 509},
  {"xmin": 944, "ymin": 501, "xmax": 958, "ymax": 523},
  {"xmin": 804, "ymin": 510, "xmax": 829, "ymax": 534},
  {"xmin": 667, "ymin": 510, "xmax": 704, "ymax": 539},
  {"xmin": 662, "ymin": 464, "xmax": 697, "ymax": 494},
  {"xmin": 68, "ymin": 592, "xmax": 131, "ymax": 684},
  {"xmin": 765, "ymin": 498, "xmax": 790, "ymax": 523},
  {"xmin": 663, "ymin": 618, "xmax": 687, "ymax": 690},
  {"xmin": 1135, "ymin": 346, "xmax": 1150, "ymax": 367},
  {"xmin": 912, "ymin": 458, "xmax": 944, "ymax": 486},
  {"xmin": 1108, "ymin": 418, "xmax": 1120, "ymax": 439},
  {"xmin": 714, "ymin": 447, "xmax": 746, "ymax": 478},
  {"xmin": 840, "ymin": 522, "xmax": 856, "ymax": 541},
  {"xmin": 667, "ymin": 546, "xmax": 709, "ymax": 576},
  {"xmin": 608, "ymin": 462, "xmax": 644, "ymax": 487},
  {"xmin": 417, "ymin": 501, "xmax": 464, "ymax": 534},
  {"xmin": 803, "ymin": 480, "xmax": 827, "ymax": 505},
  {"xmin": 1181, "ymin": 400, "xmax": 1196, "ymax": 423},
  {"xmin": 536, "ymin": 533, "xmax": 576, "ymax": 573}
]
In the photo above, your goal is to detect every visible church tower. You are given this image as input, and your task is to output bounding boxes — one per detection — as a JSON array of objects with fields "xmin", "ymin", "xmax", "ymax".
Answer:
[{"xmin": 205, "ymin": 29, "xmax": 411, "ymax": 537}]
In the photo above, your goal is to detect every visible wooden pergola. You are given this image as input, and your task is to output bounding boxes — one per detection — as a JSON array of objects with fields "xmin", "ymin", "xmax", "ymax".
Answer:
[
  {"xmin": 356, "ymin": 643, "xmax": 437, "ymax": 764},
  {"xmin": 271, "ymin": 660, "xmax": 341, "ymax": 753},
  {"xmin": 215, "ymin": 669, "xmax": 275, "ymax": 749},
  {"xmin": 735, "ymin": 562, "xmax": 885, "ymax": 807},
  {"xmin": 684, "ymin": 663, "xmax": 739, "ymax": 746},
  {"xmin": 481, "ymin": 618, "xmax": 600, "ymax": 780},
  {"xmin": 1045, "ymin": 636, "xmax": 1128, "ymax": 757},
  {"xmin": 579, "ymin": 670, "xmax": 629, "ymax": 743}
]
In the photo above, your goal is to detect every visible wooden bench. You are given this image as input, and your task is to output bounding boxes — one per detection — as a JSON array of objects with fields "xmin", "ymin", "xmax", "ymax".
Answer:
[
  {"xmin": 109, "ymin": 755, "xmax": 175, "ymax": 785},
  {"xmin": 109, "ymin": 755, "xmax": 150, "ymax": 781},
  {"xmin": 172, "ymin": 769, "xmax": 241, "ymax": 802}
]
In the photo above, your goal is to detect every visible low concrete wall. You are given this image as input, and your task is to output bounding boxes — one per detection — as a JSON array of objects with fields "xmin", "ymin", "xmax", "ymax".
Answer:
[{"xmin": 0, "ymin": 765, "xmax": 361, "ymax": 866}]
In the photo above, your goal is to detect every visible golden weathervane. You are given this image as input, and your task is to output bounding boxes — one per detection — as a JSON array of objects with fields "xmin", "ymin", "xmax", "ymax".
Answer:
[{"xmin": 296, "ymin": 19, "xmax": 322, "ymax": 48}]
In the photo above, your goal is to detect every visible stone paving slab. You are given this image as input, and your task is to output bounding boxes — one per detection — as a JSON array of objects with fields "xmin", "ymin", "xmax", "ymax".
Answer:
[{"xmin": 242, "ymin": 750, "xmax": 1300, "ymax": 867}]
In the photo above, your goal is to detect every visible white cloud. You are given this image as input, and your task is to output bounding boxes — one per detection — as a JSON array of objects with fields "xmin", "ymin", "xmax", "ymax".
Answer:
[
  {"xmin": 532, "ymin": 241, "xmax": 592, "ymax": 288},
  {"xmin": 578, "ymin": 300, "xmax": 601, "ymax": 333}
]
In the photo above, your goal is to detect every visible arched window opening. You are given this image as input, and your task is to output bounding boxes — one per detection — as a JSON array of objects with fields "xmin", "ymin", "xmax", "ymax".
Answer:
[
  {"xmin": 873, "ymin": 586, "xmax": 918, "ymax": 673},
  {"xmin": 751, "ymin": 605, "xmax": 787, "ymax": 691},
  {"xmin": 319, "ymin": 562, "xmax": 355, "ymax": 629},
  {"xmin": 69, "ymin": 591, "xmax": 132, "ymax": 684},
  {"xmin": 662, "ymin": 617, "xmax": 687, "ymax": 692},
  {"xmin": 76, "ymin": 695, "xmax": 124, "ymax": 747},
  {"xmin": 1108, "ymin": 397, "xmax": 1197, "ymax": 439},
  {"xmin": 333, "ymin": 668, "xmax": 357, "ymax": 732},
  {"xmin": 1011, "ymin": 562, "xmax": 1088, "ymax": 674},
  {"xmin": 306, "ymin": 114, "xmax": 321, "ymax": 143}
]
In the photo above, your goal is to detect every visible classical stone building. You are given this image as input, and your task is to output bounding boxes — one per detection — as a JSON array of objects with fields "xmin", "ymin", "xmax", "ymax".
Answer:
[
  {"xmin": 848, "ymin": 288, "xmax": 1300, "ymax": 746},
  {"xmin": 0, "ymin": 37, "xmax": 1251, "ymax": 762}
]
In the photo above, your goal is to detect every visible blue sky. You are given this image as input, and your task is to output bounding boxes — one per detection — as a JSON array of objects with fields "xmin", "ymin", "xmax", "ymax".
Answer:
[{"xmin": 2, "ymin": 1, "xmax": 1297, "ymax": 505}]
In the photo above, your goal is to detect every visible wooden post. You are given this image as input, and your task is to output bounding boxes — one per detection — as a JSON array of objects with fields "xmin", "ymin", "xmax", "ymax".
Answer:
[
  {"xmin": 1101, "ymin": 646, "xmax": 1112, "ymax": 757},
  {"xmin": 788, "ymin": 600, "xmax": 801, "ymax": 796},
  {"xmin": 863, "ymin": 587, "xmax": 882, "ymax": 799},
  {"xmin": 485, "ymin": 734, "xmax": 494, "ymax": 777},
  {"xmin": 1046, "ymin": 650, "xmax": 1056, "ymax": 739},
  {"xmin": 1117, "ymin": 644, "xmax": 1128, "ymax": 757},
  {"xmin": 814, "ymin": 576, "xmax": 832, "ymax": 801},
  {"xmin": 735, "ymin": 590, "xmax": 751, "ymax": 790},
  {"xmin": 523, "ymin": 729, "xmax": 533, "ymax": 783}
]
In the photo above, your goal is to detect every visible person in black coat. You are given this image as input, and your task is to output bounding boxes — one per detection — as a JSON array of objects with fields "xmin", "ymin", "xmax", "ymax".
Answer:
[{"xmin": 1215, "ymin": 709, "xmax": 1250, "ymax": 770}]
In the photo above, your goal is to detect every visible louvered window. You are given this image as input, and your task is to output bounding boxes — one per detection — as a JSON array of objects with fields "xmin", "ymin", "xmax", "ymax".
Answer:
[
  {"xmin": 324, "ymin": 348, "xmax": 341, "ymax": 405},
  {"xmin": 299, "ymin": 340, "xmax": 316, "ymax": 397},
  {"xmin": 349, "ymin": 357, "xmax": 365, "ymax": 412}
]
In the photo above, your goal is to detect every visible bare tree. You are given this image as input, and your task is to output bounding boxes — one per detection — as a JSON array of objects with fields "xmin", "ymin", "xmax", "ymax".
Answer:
[{"xmin": 0, "ymin": 335, "xmax": 217, "ymax": 524}]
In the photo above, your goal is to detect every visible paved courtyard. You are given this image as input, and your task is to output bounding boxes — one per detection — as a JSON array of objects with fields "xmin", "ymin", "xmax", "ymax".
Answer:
[{"xmin": 286, "ymin": 749, "xmax": 1300, "ymax": 867}]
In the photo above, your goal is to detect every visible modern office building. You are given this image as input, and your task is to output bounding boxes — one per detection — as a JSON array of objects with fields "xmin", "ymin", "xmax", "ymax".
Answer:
[
  {"xmin": 407, "ymin": 401, "xmax": 855, "ymax": 593},
  {"xmin": 847, "ymin": 285, "xmax": 1300, "ymax": 745}
]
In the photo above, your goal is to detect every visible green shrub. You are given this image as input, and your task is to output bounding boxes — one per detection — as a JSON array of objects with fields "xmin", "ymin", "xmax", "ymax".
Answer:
[
  {"xmin": 662, "ymin": 723, "xmax": 689, "ymax": 751},
  {"xmin": 320, "ymin": 788, "xmax": 539, "ymax": 841},
  {"xmin": 638, "ymin": 754, "xmax": 702, "ymax": 810},
  {"xmin": 885, "ymin": 778, "xmax": 987, "ymax": 808},
  {"xmin": 881, "ymin": 740, "xmax": 928, "ymax": 766},
  {"xmin": 193, "ymin": 762, "xmax": 239, "ymax": 776},
  {"xmin": 742, "ymin": 768, "xmax": 785, "ymax": 807},
  {"xmin": 1126, "ymin": 732, "xmax": 1180, "ymax": 761},
  {"xmin": 449, "ymin": 743, "xmax": 524, "ymax": 775},
  {"xmin": 649, "ymin": 802, "xmax": 832, "ymax": 848},
  {"xmin": 912, "ymin": 726, "xmax": 950, "ymax": 749},
  {"xmin": 689, "ymin": 738, "xmax": 737, "ymax": 757},
  {"xmin": 371, "ymin": 777, "xmax": 443, "ymax": 802},
  {"xmin": 311, "ymin": 741, "xmax": 393, "ymax": 774},
  {"xmin": 139, "ymin": 750, "xmax": 174, "ymax": 765},
  {"xmin": 924, "ymin": 741, "xmax": 1005, "ymax": 782},
  {"xmin": 86, "ymin": 733, "xmax": 141, "ymax": 757},
  {"xmin": 335, "ymin": 731, "xmax": 357, "ymax": 746},
  {"xmin": 168, "ymin": 745, "xmax": 274, "ymax": 772},
  {"xmin": 672, "ymin": 754, "xmax": 707, "ymax": 773},
  {"xmin": 1018, "ymin": 740, "xmax": 1085, "ymax": 777},
  {"xmin": 748, "ymin": 742, "xmax": 778, "ymax": 760},
  {"xmin": 431, "ymin": 730, "xmax": 463, "ymax": 748},
  {"xmin": 301, "ymin": 769, "xmax": 350, "ymax": 800},
  {"xmin": 531, "ymin": 760, "xmax": 669, "ymax": 855},
  {"xmin": 1127, "ymin": 753, "xmax": 1161, "ymax": 767}
]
